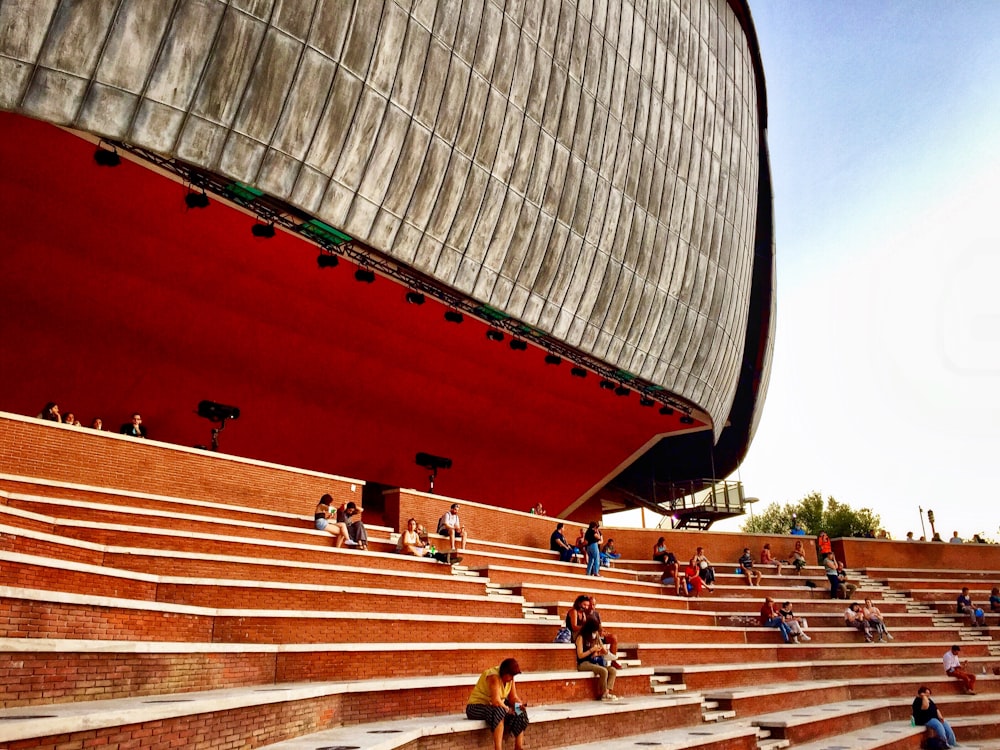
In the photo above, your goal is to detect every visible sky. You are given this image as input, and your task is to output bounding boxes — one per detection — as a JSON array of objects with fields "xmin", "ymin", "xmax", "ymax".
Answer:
[{"xmin": 708, "ymin": 1, "xmax": 1000, "ymax": 540}]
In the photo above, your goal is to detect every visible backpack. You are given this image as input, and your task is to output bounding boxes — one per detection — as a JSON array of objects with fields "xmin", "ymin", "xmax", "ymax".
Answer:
[
  {"xmin": 554, "ymin": 627, "xmax": 572, "ymax": 643},
  {"xmin": 923, "ymin": 736, "xmax": 949, "ymax": 750}
]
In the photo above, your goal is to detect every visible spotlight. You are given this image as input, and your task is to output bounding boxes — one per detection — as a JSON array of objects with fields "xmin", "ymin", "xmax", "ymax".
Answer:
[
  {"xmin": 93, "ymin": 146, "xmax": 120, "ymax": 167},
  {"xmin": 317, "ymin": 253, "xmax": 339, "ymax": 269},
  {"xmin": 486, "ymin": 330, "xmax": 505, "ymax": 342},
  {"xmin": 679, "ymin": 414, "xmax": 694, "ymax": 425},
  {"xmin": 406, "ymin": 291, "xmax": 425, "ymax": 305},
  {"xmin": 599, "ymin": 379, "xmax": 616, "ymax": 390},
  {"xmin": 509, "ymin": 339, "xmax": 527, "ymax": 351},
  {"xmin": 251, "ymin": 222, "xmax": 275, "ymax": 238},
  {"xmin": 639, "ymin": 397, "xmax": 655, "ymax": 407},
  {"xmin": 354, "ymin": 268, "xmax": 376, "ymax": 283},
  {"xmin": 544, "ymin": 354, "xmax": 562, "ymax": 366},
  {"xmin": 570, "ymin": 366, "xmax": 587, "ymax": 378},
  {"xmin": 444, "ymin": 310, "xmax": 464, "ymax": 323},
  {"xmin": 659, "ymin": 405, "xmax": 675, "ymax": 416},
  {"xmin": 614, "ymin": 386, "xmax": 629, "ymax": 397},
  {"xmin": 185, "ymin": 190, "xmax": 209, "ymax": 209}
]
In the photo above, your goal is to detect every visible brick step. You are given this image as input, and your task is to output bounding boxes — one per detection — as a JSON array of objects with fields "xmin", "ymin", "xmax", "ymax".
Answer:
[
  {"xmin": 0, "ymin": 668, "xmax": 669, "ymax": 749},
  {"xmin": 555, "ymin": 716, "xmax": 762, "ymax": 750},
  {"xmin": 0, "ymin": 638, "xmax": 653, "ymax": 708},
  {"xmin": 752, "ymin": 695, "xmax": 997, "ymax": 744},
  {"xmin": 704, "ymin": 677, "xmax": 1000, "ymax": 717},
  {"xmin": 656, "ymin": 662, "xmax": 1000, "ymax": 692},
  {"xmin": 636, "ymin": 640, "xmax": 997, "ymax": 667},
  {"xmin": 255, "ymin": 693, "xmax": 706, "ymax": 750},
  {"xmin": 766, "ymin": 720, "xmax": 923, "ymax": 750},
  {"xmin": 0, "ymin": 526, "xmax": 492, "ymax": 595},
  {"xmin": 0, "ymin": 587, "xmax": 565, "ymax": 644},
  {"xmin": 1, "ymin": 553, "xmax": 528, "ymax": 617},
  {"xmin": 0, "ymin": 475, "xmax": 365, "ymax": 531}
]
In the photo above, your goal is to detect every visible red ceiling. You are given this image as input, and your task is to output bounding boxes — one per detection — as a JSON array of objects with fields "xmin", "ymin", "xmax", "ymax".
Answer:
[{"xmin": 0, "ymin": 113, "xmax": 697, "ymax": 513}]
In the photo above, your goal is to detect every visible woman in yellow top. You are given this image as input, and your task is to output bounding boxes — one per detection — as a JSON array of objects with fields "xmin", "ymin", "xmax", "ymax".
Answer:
[{"xmin": 465, "ymin": 658, "xmax": 528, "ymax": 750}]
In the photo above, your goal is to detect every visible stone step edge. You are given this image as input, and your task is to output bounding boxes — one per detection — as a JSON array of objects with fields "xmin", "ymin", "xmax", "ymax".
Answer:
[
  {"xmin": 258, "ymin": 697, "xmax": 736, "ymax": 750},
  {"xmin": 0, "ymin": 668, "xmax": 662, "ymax": 744}
]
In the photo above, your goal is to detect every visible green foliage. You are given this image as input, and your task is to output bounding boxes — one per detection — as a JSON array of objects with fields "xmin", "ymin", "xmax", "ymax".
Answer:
[{"xmin": 741, "ymin": 492, "xmax": 881, "ymax": 538}]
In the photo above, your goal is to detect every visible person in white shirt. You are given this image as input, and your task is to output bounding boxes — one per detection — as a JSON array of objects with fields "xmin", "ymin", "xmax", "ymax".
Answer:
[
  {"xmin": 943, "ymin": 645, "xmax": 976, "ymax": 694},
  {"xmin": 437, "ymin": 502, "xmax": 467, "ymax": 551}
]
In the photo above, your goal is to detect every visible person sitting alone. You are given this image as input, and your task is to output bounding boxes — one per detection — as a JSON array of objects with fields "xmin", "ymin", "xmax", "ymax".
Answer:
[
  {"xmin": 788, "ymin": 540, "xmax": 808, "ymax": 573},
  {"xmin": 760, "ymin": 543, "xmax": 783, "ymax": 576},
  {"xmin": 437, "ymin": 502, "xmax": 468, "ymax": 551},
  {"xmin": 956, "ymin": 587, "xmax": 986, "ymax": 626},
  {"xmin": 550, "ymin": 523, "xmax": 574, "ymax": 563},
  {"xmin": 912, "ymin": 685, "xmax": 956, "ymax": 748},
  {"xmin": 738, "ymin": 547, "xmax": 762, "ymax": 586},
  {"xmin": 575, "ymin": 620, "xmax": 619, "ymax": 701},
  {"xmin": 119, "ymin": 412, "xmax": 147, "ymax": 438},
  {"xmin": 465, "ymin": 657, "xmax": 529, "ymax": 750},
  {"xmin": 314, "ymin": 494, "xmax": 351, "ymax": 547},
  {"xmin": 337, "ymin": 500, "xmax": 367, "ymax": 549},
  {"xmin": 38, "ymin": 402, "xmax": 62, "ymax": 422},
  {"xmin": 990, "ymin": 586, "xmax": 1000, "ymax": 614},
  {"xmin": 943, "ymin": 644, "xmax": 976, "ymax": 694},
  {"xmin": 600, "ymin": 538, "xmax": 620, "ymax": 567}
]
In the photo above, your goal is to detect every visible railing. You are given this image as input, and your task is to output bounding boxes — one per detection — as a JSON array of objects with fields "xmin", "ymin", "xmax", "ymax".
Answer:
[{"xmin": 655, "ymin": 479, "xmax": 745, "ymax": 528}]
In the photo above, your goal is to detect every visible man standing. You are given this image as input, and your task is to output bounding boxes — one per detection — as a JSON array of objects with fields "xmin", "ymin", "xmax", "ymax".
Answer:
[
  {"xmin": 912, "ymin": 686, "xmax": 956, "ymax": 748},
  {"xmin": 119, "ymin": 412, "xmax": 147, "ymax": 438},
  {"xmin": 949, "ymin": 531, "xmax": 963, "ymax": 544},
  {"xmin": 816, "ymin": 531, "xmax": 832, "ymax": 563},
  {"xmin": 943, "ymin": 645, "xmax": 976, "ymax": 694},
  {"xmin": 437, "ymin": 503, "xmax": 467, "ymax": 551}
]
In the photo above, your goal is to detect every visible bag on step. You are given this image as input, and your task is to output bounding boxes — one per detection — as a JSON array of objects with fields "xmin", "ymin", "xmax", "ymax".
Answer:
[{"xmin": 554, "ymin": 627, "xmax": 572, "ymax": 643}]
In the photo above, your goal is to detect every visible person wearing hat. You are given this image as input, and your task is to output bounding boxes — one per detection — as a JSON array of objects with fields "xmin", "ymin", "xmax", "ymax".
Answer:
[
  {"xmin": 466, "ymin": 657, "xmax": 528, "ymax": 750},
  {"xmin": 943, "ymin": 644, "xmax": 976, "ymax": 694},
  {"xmin": 437, "ymin": 503, "xmax": 468, "ymax": 551}
]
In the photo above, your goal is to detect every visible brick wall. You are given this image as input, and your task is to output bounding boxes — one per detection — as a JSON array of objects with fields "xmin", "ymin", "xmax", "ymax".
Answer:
[{"xmin": 0, "ymin": 413, "xmax": 362, "ymax": 513}]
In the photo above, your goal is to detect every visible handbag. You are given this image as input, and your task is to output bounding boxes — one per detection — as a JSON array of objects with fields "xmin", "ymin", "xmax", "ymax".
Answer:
[
  {"xmin": 554, "ymin": 627, "xmax": 572, "ymax": 643},
  {"xmin": 588, "ymin": 654, "xmax": 607, "ymax": 666}
]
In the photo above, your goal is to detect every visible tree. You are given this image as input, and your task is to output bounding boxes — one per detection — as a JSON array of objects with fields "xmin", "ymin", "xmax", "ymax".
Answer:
[{"xmin": 742, "ymin": 492, "xmax": 881, "ymax": 538}]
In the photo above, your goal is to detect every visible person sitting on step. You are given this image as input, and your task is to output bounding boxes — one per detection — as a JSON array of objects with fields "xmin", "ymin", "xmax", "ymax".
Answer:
[
  {"xmin": 575, "ymin": 620, "xmax": 619, "ymax": 702},
  {"xmin": 779, "ymin": 601, "xmax": 811, "ymax": 641},
  {"xmin": 844, "ymin": 602, "xmax": 874, "ymax": 642},
  {"xmin": 437, "ymin": 502, "xmax": 468, "ymax": 551},
  {"xmin": 314, "ymin": 494, "xmax": 350, "ymax": 547},
  {"xmin": 863, "ymin": 598, "xmax": 893, "ymax": 641},
  {"xmin": 738, "ymin": 547, "xmax": 762, "ymax": 586},
  {"xmin": 465, "ymin": 657, "xmax": 529, "ymax": 750}
]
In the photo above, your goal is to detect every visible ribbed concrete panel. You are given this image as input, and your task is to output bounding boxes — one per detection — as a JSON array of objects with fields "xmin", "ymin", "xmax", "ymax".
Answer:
[{"xmin": 0, "ymin": 0, "xmax": 766, "ymax": 436}]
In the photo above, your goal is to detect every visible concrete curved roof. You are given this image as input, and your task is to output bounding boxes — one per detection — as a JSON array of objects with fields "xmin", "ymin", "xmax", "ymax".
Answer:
[{"xmin": 0, "ymin": 0, "xmax": 773, "ymax": 442}]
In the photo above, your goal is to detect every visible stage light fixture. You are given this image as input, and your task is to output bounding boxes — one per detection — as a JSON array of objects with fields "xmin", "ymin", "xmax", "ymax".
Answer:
[
  {"xmin": 679, "ymin": 414, "xmax": 694, "ymax": 425},
  {"xmin": 251, "ymin": 222, "xmax": 275, "ymax": 238},
  {"xmin": 317, "ymin": 253, "xmax": 339, "ymax": 269},
  {"xmin": 93, "ymin": 145, "xmax": 120, "ymax": 167},
  {"xmin": 486, "ymin": 330, "xmax": 505, "ymax": 342},
  {"xmin": 659, "ymin": 405, "xmax": 674, "ymax": 416},
  {"xmin": 185, "ymin": 189, "xmax": 209, "ymax": 209},
  {"xmin": 354, "ymin": 268, "xmax": 376, "ymax": 283},
  {"xmin": 544, "ymin": 354, "xmax": 562, "ymax": 366},
  {"xmin": 570, "ymin": 366, "xmax": 587, "ymax": 378},
  {"xmin": 599, "ymin": 379, "xmax": 616, "ymax": 390},
  {"xmin": 444, "ymin": 310, "xmax": 464, "ymax": 323},
  {"xmin": 639, "ymin": 397, "xmax": 655, "ymax": 407},
  {"xmin": 614, "ymin": 386, "xmax": 629, "ymax": 397},
  {"xmin": 406, "ymin": 291, "xmax": 425, "ymax": 305},
  {"xmin": 509, "ymin": 339, "xmax": 527, "ymax": 351}
]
